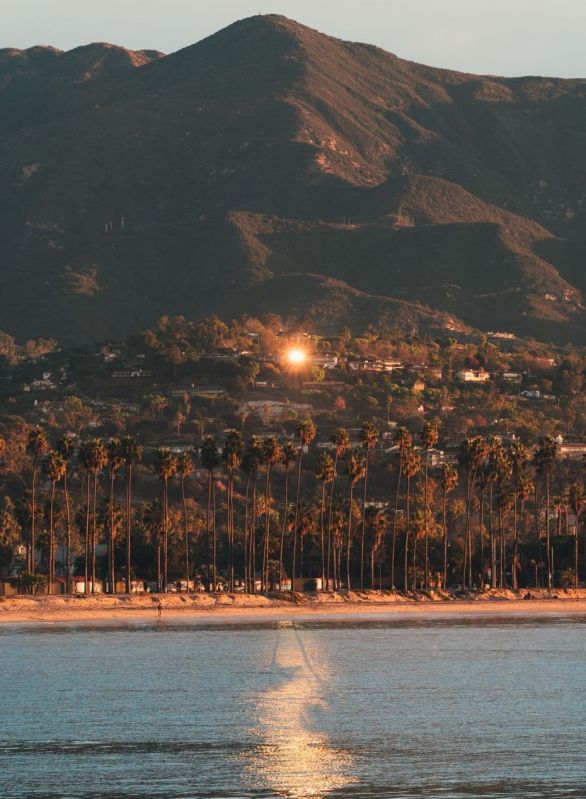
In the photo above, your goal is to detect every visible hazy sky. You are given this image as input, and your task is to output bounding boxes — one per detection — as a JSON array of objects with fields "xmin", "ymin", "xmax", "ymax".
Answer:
[{"xmin": 3, "ymin": 0, "xmax": 585, "ymax": 78}]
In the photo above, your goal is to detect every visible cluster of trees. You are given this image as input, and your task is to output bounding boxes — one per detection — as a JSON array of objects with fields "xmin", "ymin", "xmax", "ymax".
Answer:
[
  {"xmin": 4, "ymin": 417, "xmax": 586, "ymax": 596},
  {"xmin": 0, "ymin": 332, "xmax": 58, "ymax": 367}
]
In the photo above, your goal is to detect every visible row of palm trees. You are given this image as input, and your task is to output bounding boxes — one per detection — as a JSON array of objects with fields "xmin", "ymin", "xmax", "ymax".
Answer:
[
  {"xmin": 26, "ymin": 430, "xmax": 142, "ymax": 594},
  {"xmin": 20, "ymin": 421, "xmax": 585, "ymax": 594}
]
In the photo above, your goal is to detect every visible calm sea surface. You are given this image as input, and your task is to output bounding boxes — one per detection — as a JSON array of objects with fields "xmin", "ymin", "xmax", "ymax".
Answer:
[{"xmin": 1, "ymin": 612, "xmax": 585, "ymax": 799}]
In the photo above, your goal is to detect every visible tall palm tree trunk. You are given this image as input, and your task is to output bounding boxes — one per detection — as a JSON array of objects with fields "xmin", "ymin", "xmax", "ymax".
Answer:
[
  {"xmin": 91, "ymin": 470, "xmax": 98, "ymax": 594},
  {"xmin": 227, "ymin": 473, "xmax": 233, "ymax": 592},
  {"xmin": 360, "ymin": 460, "xmax": 369, "ymax": 589},
  {"xmin": 423, "ymin": 453, "xmax": 429, "ymax": 590},
  {"xmin": 498, "ymin": 500, "xmax": 504, "ymax": 589},
  {"xmin": 512, "ymin": 496, "xmax": 519, "ymax": 591},
  {"xmin": 156, "ymin": 534, "xmax": 161, "ymax": 592},
  {"xmin": 346, "ymin": 483, "xmax": 354, "ymax": 590},
  {"xmin": 291, "ymin": 452, "xmax": 303, "ymax": 591},
  {"xmin": 206, "ymin": 469, "xmax": 212, "ymax": 591},
  {"xmin": 162, "ymin": 477, "xmax": 168, "ymax": 592},
  {"xmin": 404, "ymin": 476, "xmax": 411, "ymax": 592},
  {"xmin": 250, "ymin": 478, "xmax": 257, "ymax": 593},
  {"xmin": 181, "ymin": 476, "xmax": 189, "ymax": 591},
  {"xmin": 546, "ymin": 467, "xmax": 552, "ymax": 589},
  {"xmin": 479, "ymin": 490, "xmax": 485, "ymax": 588},
  {"xmin": 490, "ymin": 484, "xmax": 496, "ymax": 589},
  {"xmin": 412, "ymin": 523, "xmax": 418, "ymax": 592},
  {"xmin": 48, "ymin": 481, "xmax": 56, "ymax": 594},
  {"xmin": 125, "ymin": 466, "xmax": 133, "ymax": 594},
  {"xmin": 326, "ymin": 455, "xmax": 337, "ymax": 589},
  {"xmin": 212, "ymin": 478, "xmax": 217, "ymax": 592},
  {"xmin": 575, "ymin": 514, "xmax": 579, "ymax": 589},
  {"xmin": 391, "ymin": 457, "xmax": 402, "ymax": 590},
  {"xmin": 279, "ymin": 468, "xmax": 289, "ymax": 590},
  {"xmin": 263, "ymin": 467, "xmax": 271, "ymax": 592},
  {"xmin": 84, "ymin": 473, "xmax": 90, "ymax": 595},
  {"xmin": 244, "ymin": 476, "xmax": 250, "ymax": 592},
  {"xmin": 442, "ymin": 487, "xmax": 448, "ymax": 589},
  {"xmin": 109, "ymin": 469, "xmax": 116, "ymax": 594},
  {"xmin": 462, "ymin": 475, "xmax": 470, "ymax": 590},
  {"xmin": 63, "ymin": 469, "xmax": 71, "ymax": 595},
  {"xmin": 320, "ymin": 481, "xmax": 326, "ymax": 588},
  {"xmin": 30, "ymin": 458, "xmax": 37, "ymax": 574},
  {"xmin": 468, "ymin": 481, "xmax": 474, "ymax": 590}
]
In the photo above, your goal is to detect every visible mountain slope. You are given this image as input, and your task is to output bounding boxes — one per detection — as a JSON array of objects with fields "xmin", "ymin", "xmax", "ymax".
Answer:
[{"xmin": 1, "ymin": 15, "xmax": 586, "ymax": 343}]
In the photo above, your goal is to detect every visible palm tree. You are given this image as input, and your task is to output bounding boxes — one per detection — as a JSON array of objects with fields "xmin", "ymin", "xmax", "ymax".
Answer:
[
  {"xmin": 533, "ymin": 436, "xmax": 558, "ymax": 589},
  {"xmin": 154, "ymin": 448, "xmax": 177, "ymax": 592},
  {"xmin": 368, "ymin": 508, "xmax": 387, "ymax": 590},
  {"xmin": 485, "ymin": 437, "xmax": 503, "ymax": 588},
  {"xmin": 26, "ymin": 427, "xmax": 48, "ymax": 574},
  {"xmin": 176, "ymin": 451, "xmax": 195, "ymax": 591},
  {"xmin": 327, "ymin": 428, "xmax": 350, "ymax": 588},
  {"xmin": 516, "ymin": 473, "xmax": 534, "ymax": 591},
  {"xmin": 261, "ymin": 436, "xmax": 283, "ymax": 591},
  {"xmin": 458, "ymin": 436, "xmax": 489, "ymax": 589},
  {"xmin": 77, "ymin": 440, "xmax": 93, "ymax": 593},
  {"xmin": 43, "ymin": 450, "xmax": 65, "ymax": 594},
  {"xmin": 291, "ymin": 419, "xmax": 317, "ymax": 590},
  {"xmin": 279, "ymin": 440, "xmax": 297, "ymax": 589},
  {"xmin": 420, "ymin": 420, "xmax": 439, "ymax": 589},
  {"xmin": 391, "ymin": 428, "xmax": 412, "ymax": 589},
  {"xmin": 344, "ymin": 449, "xmax": 366, "ymax": 590},
  {"xmin": 106, "ymin": 438, "xmax": 123, "ymax": 593},
  {"xmin": 493, "ymin": 445, "xmax": 512, "ymax": 589},
  {"xmin": 87, "ymin": 439, "xmax": 107, "ymax": 594},
  {"xmin": 201, "ymin": 437, "xmax": 220, "ymax": 591},
  {"xmin": 510, "ymin": 441, "xmax": 530, "ymax": 592},
  {"xmin": 476, "ymin": 459, "xmax": 492, "ymax": 586},
  {"xmin": 56, "ymin": 433, "xmax": 75, "ymax": 594},
  {"xmin": 223, "ymin": 431, "xmax": 243, "ymax": 592},
  {"xmin": 569, "ymin": 482, "xmax": 585, "ymax": 589},
  {"xmin": 402, "ymin": 445, "xmax": 421, "ymax": 591},
  {"xmin": 242, "ymin": 436, "xmax": 262, "ymax": 592},
  {"xmin": 439, "ymin": 463, "xmax": 458, "ymax": 589},
  {"xmin": 120, "ymin": 435, "xmax": 142, "ymax": 593},
  {"xmin": 359, "ymin": 421, "xmax": 379, "ymax": 589},
  {"xmin": 316, "ymin": 452, "xmax": 335, "ymax": 588},
  {"xmin": 142, "ymin": 499, "xmax": 163, "ymax": 588}
]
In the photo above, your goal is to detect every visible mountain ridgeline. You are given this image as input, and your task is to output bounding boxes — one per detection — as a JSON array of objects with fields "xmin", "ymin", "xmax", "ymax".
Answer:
[{"xmin": 2, "ymin": 15, "xmax": 586, "ymax": 344}]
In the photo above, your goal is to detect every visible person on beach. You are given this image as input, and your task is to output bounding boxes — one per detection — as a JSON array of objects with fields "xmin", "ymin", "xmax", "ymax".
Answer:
[{"xmin": 157, "ymin": 600, "xmax": 163, "ymax": 618}]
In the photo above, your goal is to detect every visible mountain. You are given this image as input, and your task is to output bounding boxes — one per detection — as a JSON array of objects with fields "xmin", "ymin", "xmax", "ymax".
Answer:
[{"xmin": 1, "ymin": 15, "xmax": 586, "ymax": 344}]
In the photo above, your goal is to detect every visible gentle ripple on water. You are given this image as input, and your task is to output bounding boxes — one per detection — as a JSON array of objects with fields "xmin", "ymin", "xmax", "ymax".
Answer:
[{"xmin": 0, "ymin": 614, "xmax": 585, "ymax": 799}]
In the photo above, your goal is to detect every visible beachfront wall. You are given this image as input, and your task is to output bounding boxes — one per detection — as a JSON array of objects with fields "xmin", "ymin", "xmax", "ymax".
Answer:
[{"xmin": 0, "ymin": 578, "xmax": 18, "ymax": 596}]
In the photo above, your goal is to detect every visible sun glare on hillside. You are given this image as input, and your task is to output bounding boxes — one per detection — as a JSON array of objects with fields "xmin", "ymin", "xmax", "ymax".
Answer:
[{"xmin": 286, "ymin": 347, "xmax": 307, "ymax": 366}]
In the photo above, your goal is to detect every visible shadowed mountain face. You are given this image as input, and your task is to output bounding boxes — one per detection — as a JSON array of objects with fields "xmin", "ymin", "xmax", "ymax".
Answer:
[{"xmin": 1, "ymin": 14, "xmax": 586, "ymax": 344}]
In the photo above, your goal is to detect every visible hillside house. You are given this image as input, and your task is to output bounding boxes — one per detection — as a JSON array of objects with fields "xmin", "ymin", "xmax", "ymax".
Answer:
[
  {"xmin": 111, "ymin": 368, "xmax": 152, "ymax": 379},
  {"xmin": 311, "ymin": 354, "xmax": 338, "ymax": 369},
  {"xmin": 500, "ymin": 371, "xmax": 523, "ymax": 383},
  {"xmin": 23, "ymin": 371, "xmax": 57, "ymax": 391},
  {"xmin": 348, "ymin": 357, "xmax": 399, "ymax": 373},
  {"xmin": 457, "ymin": 369, "xmax": 490, "ymax": 383},
  {"xmin": 557, "ymin": 441, "xmax": 586, "ymax": 461},
  {"xmin": 192, "ymin": 386, "xmax": 226, "ymax": 399}
]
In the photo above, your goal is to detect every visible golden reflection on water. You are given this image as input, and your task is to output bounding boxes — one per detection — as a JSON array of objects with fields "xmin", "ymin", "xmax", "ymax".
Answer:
[{"xmin": 243, "ymin": 622, "xmax": 356, "ymax": 798}]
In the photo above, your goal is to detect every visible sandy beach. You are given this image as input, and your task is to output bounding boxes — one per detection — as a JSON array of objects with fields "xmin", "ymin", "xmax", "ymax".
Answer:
[{"xmin": 3, "ymin": 589, "xmax": 586, "ymax": 624}]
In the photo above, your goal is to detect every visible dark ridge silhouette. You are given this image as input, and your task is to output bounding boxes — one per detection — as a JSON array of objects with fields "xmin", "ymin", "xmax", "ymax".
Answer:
[{"xmin": 1, "ymin": 14, "xmax": 586, "ymax": 343}]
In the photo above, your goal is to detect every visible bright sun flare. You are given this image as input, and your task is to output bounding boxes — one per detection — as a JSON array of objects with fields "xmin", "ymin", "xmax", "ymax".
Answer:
[{"xmin": 287, "ymin": 347, "xmax": 307, "ymax": 365}]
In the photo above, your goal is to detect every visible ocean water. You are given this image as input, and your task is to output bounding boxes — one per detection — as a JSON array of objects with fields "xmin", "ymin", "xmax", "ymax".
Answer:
[{"xmin": 1, "ymin": 612, "xmax": 585, "ymax": 799}]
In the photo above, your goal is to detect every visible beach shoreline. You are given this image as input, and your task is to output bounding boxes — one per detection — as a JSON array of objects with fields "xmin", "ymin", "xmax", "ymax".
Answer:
[{"xmin": 3, "ymin": 589, "xmax": 586, "ymax": 625}]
